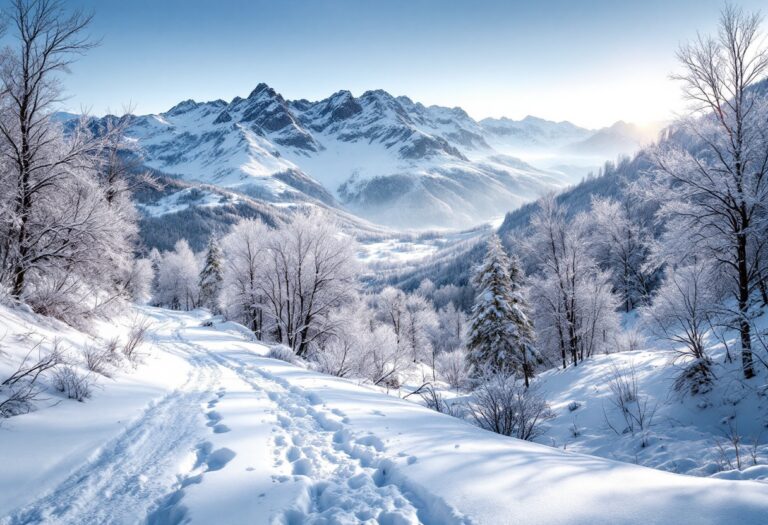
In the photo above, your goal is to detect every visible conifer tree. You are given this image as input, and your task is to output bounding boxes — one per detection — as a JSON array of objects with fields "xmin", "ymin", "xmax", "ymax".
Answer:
[
  {"xmin": 199, "ymin": 236, "xmax": 224, "ymax": 312},
  {"xmin": 468, "ymin": 235, "xmax": 537, "ymax": 385},
  {"xmin": 507, "ymin": 254, "xmax": 537, "ymax": 387}
]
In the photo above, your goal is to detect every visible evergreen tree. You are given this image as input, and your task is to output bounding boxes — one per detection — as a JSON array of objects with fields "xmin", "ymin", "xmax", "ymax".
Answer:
[
  {"xmin": 507, "ymin": 254, "xmax": 537, "ymax": 387},
  {"xmin": 468, "ymin": 235, "xmax": 537, "ymax": 385},
  {"xmin": 199, "ymin": 236, "xmax": 224, "ymax": 312}
]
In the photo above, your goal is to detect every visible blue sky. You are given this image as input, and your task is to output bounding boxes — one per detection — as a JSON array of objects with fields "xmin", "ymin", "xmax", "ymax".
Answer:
[{"xmin": 55, "ymin": 0, "xmax": 765, "ymax": 128}]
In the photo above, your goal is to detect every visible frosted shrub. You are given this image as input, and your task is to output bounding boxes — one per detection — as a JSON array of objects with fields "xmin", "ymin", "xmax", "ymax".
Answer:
[
  {"xmin": 123, "ymin": 317, "xmax": 151, "ymax": 366},
  {"xmin": 469, "ymin": 373, "xmax": 554, "ymax": 441},
  {"xmin": 268, "ymin": 344, "xmax": 299, "ymax": 364},
  {"xmin": 417, "ymin": 384, "xmax": 465, "ymax": 418},
  {"xmin": 604, "ymin": 364, "xmax": 657, "ymax": 446},
  {"xmin": 436, "ymin": 349, "xmax": 472, "ymax": 391},
  {"xmin": 311, "ymin": 339, "xmax": 357, "ymax": 378},
  {"xmin": 613, "ymin": 327, "xmax": 646, "ymax": 353},
  {"xmin": 0, "ymin": 342, "xmax": 62, "ymax": 418},
  {"xmin": 640, "ymin": 262, "xmax": 718, "ymax": 395},
  {"xmin": 53, "ymin": 366, "xmax": 92, "ymax": 402},
  {"xmin": 81, "ymin": 343, "xmax": 121, "ymax": 377}
]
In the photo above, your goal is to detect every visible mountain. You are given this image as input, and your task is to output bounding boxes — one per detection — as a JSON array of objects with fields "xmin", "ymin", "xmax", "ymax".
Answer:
[
  {"xmin": 479, "ymin": 116, "xmax": 664, "ymax": 180},
  {"xmin": 113, "ymin": 84, "xmax": 572, "ymax": 230},
  {"xmin": 565, "ymin": 120, "xmax": 664, "ymax": 158},
  {"xmin": 66, "ymin": 84, "xmax": 650, "ymax": 236},
  {"xmin": 480, "ymin": 115, "xmax": 593, "ymax": 151}
]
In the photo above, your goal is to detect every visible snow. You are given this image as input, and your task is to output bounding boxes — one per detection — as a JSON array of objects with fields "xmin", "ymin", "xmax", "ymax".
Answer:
[
  {"xmin": 1, "ymin": 306, "xmax": 767, "ymax": 524},
  {"xmin": 111, "ymin": 87, "xmax": 582, "ymax": 229},
  {"xmin": 531, "ymin": 343, "xmax": 768, "ymax": 480},
  {"xmin": 139, "ymin": 187, "xmax": 238, "ymax": 217},
  {"xmin": 356, "ymin": 238, "xmax": 441, "ymax": 265}
]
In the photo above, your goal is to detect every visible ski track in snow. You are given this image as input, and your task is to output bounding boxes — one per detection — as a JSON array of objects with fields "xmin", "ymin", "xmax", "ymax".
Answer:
[
  {"xmin": 2, "ymin": 319, "xmax": 223, "ymax": 525},
  {"xmin": 2, "ymin": 313, "xmax": 466, "ymax": 525}
]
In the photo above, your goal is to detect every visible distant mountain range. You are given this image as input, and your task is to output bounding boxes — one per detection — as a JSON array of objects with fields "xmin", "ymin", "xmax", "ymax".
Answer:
[{"xmin": 60, "ymin": 84, "xmax": 659, "ymax": 232}]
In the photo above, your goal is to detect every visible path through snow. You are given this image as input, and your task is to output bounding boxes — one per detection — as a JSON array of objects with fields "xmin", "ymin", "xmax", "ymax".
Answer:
[{"xmin": 1, "ymin": 308, "xmax": 767, "ymax": 525}]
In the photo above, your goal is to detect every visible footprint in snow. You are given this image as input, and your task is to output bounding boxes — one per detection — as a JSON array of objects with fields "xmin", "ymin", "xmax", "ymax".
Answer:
[
  {"xmin": 206, "ymin": 448, "xmax": 236, "ymax": 472},
  {"xmin": 212, "ymin": 424, "xmax": 230, "ymax": 434},
  {"xmin": 206, "ymin": 411, "xmax": 223, "ymax": 426}
]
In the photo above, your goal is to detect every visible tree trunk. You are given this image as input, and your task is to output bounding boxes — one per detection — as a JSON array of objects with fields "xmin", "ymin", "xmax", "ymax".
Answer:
[
  {"xmin": 737, "ymin": 233, "xmax": 755, "ymax": 379},
  {"xmin": 10, "ymin": 95, "xmax": 31, "ymax": 299},
  {"xmin": 758, "ymin": 271, "xmax": 768, "ymax": 307}
]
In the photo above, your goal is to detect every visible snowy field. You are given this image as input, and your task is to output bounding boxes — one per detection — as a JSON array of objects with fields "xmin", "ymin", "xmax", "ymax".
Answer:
[
  {"xmin": 532, "ymin": 345, "xmax": 768, "ymax": 480},
  {"xmin": 1, "ymin": 306, "xmax": 767, "ymax": 525}
]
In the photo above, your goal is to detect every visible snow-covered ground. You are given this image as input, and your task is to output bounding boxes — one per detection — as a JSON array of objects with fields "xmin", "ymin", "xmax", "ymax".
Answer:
[
  {"xmin": 0, "ymin": 308, "xmax": 768, "ymax": 524},
  {"xmin": 1, "ymin": 306, "xmax": 768, "ymax": 524},
  {"xmin": 533, "ymin": 346, "xmax": 768, "ymax": 480}
]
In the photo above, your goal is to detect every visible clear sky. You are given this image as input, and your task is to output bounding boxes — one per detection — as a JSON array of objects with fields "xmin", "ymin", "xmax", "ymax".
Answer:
[{"xmin": 53, "ymin": 0, "xmax": 766, "ymax": 129}]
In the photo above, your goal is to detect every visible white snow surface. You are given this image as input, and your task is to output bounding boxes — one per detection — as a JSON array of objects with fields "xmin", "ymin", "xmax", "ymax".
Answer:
[{"xmin": 1, "ymin": 306, "xmax": 767, "ymax": 525}]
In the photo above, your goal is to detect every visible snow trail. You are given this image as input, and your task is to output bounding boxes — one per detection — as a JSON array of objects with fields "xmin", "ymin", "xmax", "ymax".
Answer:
[
  {"xmin": 179, "ymin": 327, "xmax": 471, "ymax": 525},
  {"xmin": 3, "ymin": 317, "xmax": 223, "ymax": 525},
  {"xmin": 4, "ymin": 308, "xmax": 767, "ymax": 525}
]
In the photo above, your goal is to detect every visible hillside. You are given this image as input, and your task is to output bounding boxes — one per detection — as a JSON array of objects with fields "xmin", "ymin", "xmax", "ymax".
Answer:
[{"xmin": 1, "ymin": 306, "xmax": 766, "ymax": 524}]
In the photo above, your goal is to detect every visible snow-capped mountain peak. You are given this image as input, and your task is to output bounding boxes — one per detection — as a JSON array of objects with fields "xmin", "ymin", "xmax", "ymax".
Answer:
[{"xmin": 73, "ymin": 84, "xmax": 647, "ymax": 229}]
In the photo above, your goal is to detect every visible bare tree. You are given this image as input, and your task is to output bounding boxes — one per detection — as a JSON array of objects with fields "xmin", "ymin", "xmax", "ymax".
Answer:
[
  {"xmin": 641, "ymin": 262, "xmax": 720, "ymax": 393},
  {"xmin": 0, "ymin": 0, "xmax": 99, "ymax": 297},
  {"xmin": 220, "ymin": 219, "xmax": 269, "ymax": 338},
  {"xmin": 260, "ymin": 210, "xmax": 358, "ymax": 356},
  {"xmin": 653, "ymin": 4, "xmax": 768, "ymax": 379},
  {"xmin": 0, "ymin": 1, "xmax": 139, "ymax": 324},
  {"xmin": 588, "ymin": 195, "xmax": 654, "ymax": 312},
  {"xmin": 526, "ymin": 196, "xmax": 620, "ymax": 368}
]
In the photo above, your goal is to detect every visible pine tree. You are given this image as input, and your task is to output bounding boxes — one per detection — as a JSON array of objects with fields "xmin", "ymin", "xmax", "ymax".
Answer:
[
  {"xmin": 199, "ymin": 236, "xmax": 224, "ymax": 313},
  {"xmin": 507, "ymin": 254, "xmax": 537, "ymax": 387},
  {"xmin": 468, "ymin": 235, "xmax": 536, "ymax": 386}
]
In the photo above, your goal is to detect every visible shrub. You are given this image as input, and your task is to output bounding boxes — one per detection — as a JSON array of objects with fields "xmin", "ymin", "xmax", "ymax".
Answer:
[
  {"xmin": 82, "ymin": 341, "xmax": 122, "ymax": 377},
  {"xmin": 603, "ymin": 364, "xmax": 657, "ymax": 446},
  {"xmin": 614, "ymin": 327, "xmax": 646, "ymax": 353},
  {"xmin": 123, "ymin": 317, "xmax": 151, "ymax": 365},
  {"xmin": 52, "ymin": 366, "xmax": 92, "ymax": 401},
  {"xmin": 417, "ymin": 383, "xmax": 465, "ymax": 418},
  {"xmin": 268, "ymin": 344, "xmax": 300, "ymax": 364},
  {"xmin": 469, "ymin": 373, "xmax": 554, "ymax": 441},
  {"xmin": 436, "ymin": 349, "xmax": 472, "ymax": 391},
  {"xmin": 0, "ymin": 340, "xmax": 63, "ymax": 418}
]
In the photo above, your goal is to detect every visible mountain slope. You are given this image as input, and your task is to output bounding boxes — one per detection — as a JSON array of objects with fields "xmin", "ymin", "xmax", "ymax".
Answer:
[{"xmin": 86, "ymin": 84, "xmax": 650, "ymax": 231}]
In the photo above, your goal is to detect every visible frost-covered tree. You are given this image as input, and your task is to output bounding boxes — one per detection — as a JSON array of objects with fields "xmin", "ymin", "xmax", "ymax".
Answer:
[
  {"xmin": 433, "ymin": 302, "xmax": 467, "ymax": 355},
  {"xmin": 155, "ymin": 240, "xmax": 200, "ymax": 310},
  {"xmin": 468, "ymin": 234, "xmax": 536, "ymax": 384},
  {"xmin": 588, "ymin": 196, "xmax": 654, "ymax": 312},
  {"xmin": 507, "ymin": 254, "xmax": 538, "ymax": 386},
  {"xmin": 0, "ymin": 1, "xmax": 139, "ymax": 321},
  {"xmin": 641, "ymin": 262, "xmax": 721, "ymax": 393},
  {"xmin": 650, "ymin": 5, "xmax": 768, "ymax": 379},
  {"xmin": 312, "ymin": 299, "xmax": 406, "ymax": 387},
  {"xmin": 435, "ymin": 348, "xmax": 472, "ymax": 391},
  {"xmin": 375, "ymin": 286, "xmax": 408, "ymax": 346},
  {"xmin": 260, "ymin": 210, "xmax": 358, "ymax": 356},
  {"xmin": 220, "ymin": 219, "xmax": 269, "ymax": 338},
  {"xmin": 125, "ymin": 258, "xmax": 155, "ymax": 305},
  {"xmin": 402, "ymin": 293, "xmax": 438, "ymax": 363},
  {"xmin": 526, "ymin": 196, "xmax": 620, "ymax": 369},
  {"xmin": 0, "ymin": 0, "xmax": 91, "ymax": 296},
  {"xmin": 199, "ymin": 236, "xmax": 224, "ymax": 312}
]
